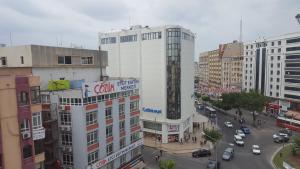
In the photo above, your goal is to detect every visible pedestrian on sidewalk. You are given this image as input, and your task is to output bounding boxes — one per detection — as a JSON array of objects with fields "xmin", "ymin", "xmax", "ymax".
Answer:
[{"xmin": 160, "ymin": 150, "xmax": 163, "ymax": 156}]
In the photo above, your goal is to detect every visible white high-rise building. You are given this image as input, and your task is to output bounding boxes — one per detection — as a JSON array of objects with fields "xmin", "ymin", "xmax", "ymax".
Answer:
[
  {"xmin": 243, "ymin": 32, "xmax": 300, "ymax": 111},
  {"xmin": 99, "ymin": 25, "xmax": 206, "ymax": 143}
]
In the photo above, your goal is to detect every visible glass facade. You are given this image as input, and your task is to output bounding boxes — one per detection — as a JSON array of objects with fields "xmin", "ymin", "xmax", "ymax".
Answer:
[{"xmin": 166, "ymin": 28, "xmax": 181, "ymax": 119}]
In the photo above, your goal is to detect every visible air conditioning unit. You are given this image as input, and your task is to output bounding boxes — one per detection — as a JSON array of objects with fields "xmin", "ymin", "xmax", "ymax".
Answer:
[
  {"xmin": 67, "ymin": 147, "xmax": 72, "ymax": 152},
  {"xmin": 22, "ymin": 132, "xmax": 31, "ymax": 139}
]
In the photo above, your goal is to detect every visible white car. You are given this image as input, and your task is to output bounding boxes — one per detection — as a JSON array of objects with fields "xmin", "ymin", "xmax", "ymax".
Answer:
[
  {"xmin": 236, "ymin": 129, "xmax": 245, "ymax": 137},
  {"xmin": 252, "ymin": 145, "xmax": 261, "ymax": 155},
  {"xmin": 234, "ymin": 135, "xmax": 244, "ymax": 146},
  {"xmin": 273, "ymin": 133, "xmax": 288, "ymax": 139},
  {"xmin": 224, "ymin": 121, "xmax": 233, "ymax": 128}
]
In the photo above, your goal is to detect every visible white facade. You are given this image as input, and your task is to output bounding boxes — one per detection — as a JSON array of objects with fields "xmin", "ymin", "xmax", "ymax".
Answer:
[
  {"xmin": 99, "ymin": 25, "xmax": 205, "ymax": 143},
  {"xmin": 243, "ymin": 32, "xmax": 300, "ymax": 102}
]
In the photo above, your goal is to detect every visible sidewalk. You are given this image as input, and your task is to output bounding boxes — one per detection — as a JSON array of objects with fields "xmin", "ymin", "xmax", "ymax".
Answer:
[{"xmin": 143, "ymin": 123, "xmax": 215, "ymax": 154}]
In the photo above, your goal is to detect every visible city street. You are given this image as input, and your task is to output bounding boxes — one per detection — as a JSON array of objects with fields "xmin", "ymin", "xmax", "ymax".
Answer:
[{"xmin": 142, "ymin": 108, "xmax": 284, "ymax": 169}]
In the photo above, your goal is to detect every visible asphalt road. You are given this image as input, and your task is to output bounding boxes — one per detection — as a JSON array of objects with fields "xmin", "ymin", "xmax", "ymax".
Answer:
[{"xmin": 142, "ymin": 108, "xmax": 284, "ymax": 169}]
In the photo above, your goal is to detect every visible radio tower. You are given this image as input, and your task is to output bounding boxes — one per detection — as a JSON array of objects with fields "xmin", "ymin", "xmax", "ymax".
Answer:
[{"xmin": 239, "ymin": 17, "xmax": 243, "ymax": 42}]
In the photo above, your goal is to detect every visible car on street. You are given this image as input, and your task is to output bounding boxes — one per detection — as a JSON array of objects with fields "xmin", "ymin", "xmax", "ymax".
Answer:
[
  {"xmin": 273, "ymin": 133, "xmax": 288, "ymax": 139},
  {"xmin": 224, "ymin": 121, "xmax": 233, "ymax": 128},
  {"xmin": 252, "ymin": 145, "xmax": 261, "ymax": 155},
  {"xmin": 207, "ymin": 160, "xmax": 220, "ymax": 169},
  {"xmin": 234, "ymin": 135, "xmax": 244, "ymax": 146},
  {"xmin": 273, "ymin": 135, "xmax": 289, "ymax": 143},
  {"xmin": 240, "ymin": 126, "xmax": 251, "ymax": 134},
  {"xmin": 192, "ymin": 149, "xmax": 211, "ymax": 158},
  {"xmin": 222, "ymin": 147, "xmax": 234, "ymax": 160},
  {"xmin": 236, "ymin": 129, "xmax": 246, "ymax": 137},
  {"xmin": 279, "ymin": 128, "xmax": 292, "ymax": 136}
]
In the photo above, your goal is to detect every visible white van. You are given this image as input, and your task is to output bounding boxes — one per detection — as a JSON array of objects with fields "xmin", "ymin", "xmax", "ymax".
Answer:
[{"xmin": 234, "ymin": 135, "xmax": 244, "ymax": 146}]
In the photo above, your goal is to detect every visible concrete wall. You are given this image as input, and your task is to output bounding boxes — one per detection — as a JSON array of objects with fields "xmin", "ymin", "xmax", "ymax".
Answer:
[
  {"xmin": 0, "ymin": 76, "xmax": 22, "ymax": 169},
  {"xmin": 0, "ymin": 45, "xmax": 33, "ymax": 67}
]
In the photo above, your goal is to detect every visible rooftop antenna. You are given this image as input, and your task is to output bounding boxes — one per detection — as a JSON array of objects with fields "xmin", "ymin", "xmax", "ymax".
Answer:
[
  {"xmin": 239, "ymin": 17, "xmax": 243, "ymax": 43},
  {"xmin": 9, "ymin": 32, "xmax": 12, "ymax": 46}
]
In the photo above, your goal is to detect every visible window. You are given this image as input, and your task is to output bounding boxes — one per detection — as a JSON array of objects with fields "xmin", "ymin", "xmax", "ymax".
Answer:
[
  {"xmin": 142, "ymin": 32, "xmax": 162, "ymax": 40},
  {"xmin": 270, "ymin": 91, "xmax": 272, "ymax": 96},
  {"xmin": 61, "ymin": 132, "xmax": 72, "ymax": 146},
  {"xmin": 32, "ymin": 112, "xmax": 42, "ymax": 130},
  {"xmin": 20, "ymin": 56, "xmax": 24, "ymax": 64},
  {"xmin": 286, "ymin": 47, "xmax": 300, "ymax": 51},
  {"xmin": 105, "ymin": 107, "xmax": 112, "ymax": 119},
  {"xmin": 88, "ymin": 151, "xmax": 98, "ymax": 165},
  {"xmin": 120, "ymin": 35, "xmax": 137, "ymax": 43},
  {"xmin": 271, "ymin": 56, "xmax": 274, "ymax": 60},
  {"xmin": 101, "ymin": 37, "xmax": 117, "ymax": 44},
  {"xmin": 130, "ymin": 101, "xmax": 139, "ymax": 111},
  {"xmin": 251, "ymin": 45, "xmax": 253, "ymax": 49},
  {"xmin": 278, "ymin": 48, "xmax": 281, "ymax": 53},
  {"xmin": 106, "ymin": 143, "xmax": 113, "ymax": 155},
  {"xmin": 277, "ymin": 71, "xmax": 280, "ymax": 75},
  {"xmin": 276, "ymin": 92, "xmax": 279, "ymax": 97},
  {"xmin": 277, "ymin": 56, "xmax": 281, "ymax": 60},
  {"xmin": 270, "ymin": 85, "xmax": 273, "ymax": 89},
  {"xmin": 60, "ymin": 112, "xmax": 71, "ymax": 125},
  {"xmin": 81, "ymin": 56, "xmax": 94, "ymax": 64},
  {"xmin": 276, "ymin": 85, "xmax": 279, "ymax": 90},
  {"xmin": 271, "ymin": 42, "xmax": 274, "ymax": 46},
  {"xmin": 120, "ymin": 138, "xmax": 126, "ymax": 149},
  {"xmin": 119, "ymin": 121, "xmax": 125, "ymax": 131},
  {"xmin": 130, "ymin": 132, "xmax": 139, "ymax": 143},
  {"xmin": 62, "ymin": 153, "xmax": 73, "ymax": 165},
  {"xmin": 0, "ymin": 57, "xmax": 7, "ymax": 66},
  {"xmin": 87, "ymin": 130, "xmax": 98, "ymax": 146},
  {"xmin": 270, "ymin": 70, "xmax": 273, "ymax": 75},
  {"xmin": 278, "ymin": 41, "xmax": 281, "ymax": 45},
  {"xmin": 277, "ymin": 63, "xmax": 280, "ymax": 68},
  {"xmin": 120, "ymin": 154, "xmax": 126, "ymax": 165},
  {"xmin": 31, "ymin": 86, "xmax": 41, "ymax": 104},
  {"xmin": 246, "ymin": 46, "xmax": 248, "ymax": 49},
  {"xmin": 270, "ymin": 78, "xmax": 273, "ymax": 82},
  {"xmin": 277, "ymin": 78, "xmax": 280, "ymax": 82},
  {"xmin": 119, "ymin": 104, "xmax": 125, "ymax": 116},
  {"xmin": 86, "ymin": 111, "xmax": 97, "ymax": 126},
  {"xmin": 57, "ymin": 56, "xmax": 72, "ymax": 64},
  {"xmin": 18, "ymin": 91, "xmax": 29, "ymax": 105},
  {"xmin": 271, "ymin": 63, "xmax": 273, "ymax": 68},
  {"xmin": 130, "ymin": 116, "xmax": 139, "ymax": 127},
  {"xmin": 271, "ymin": 49, "xmax": 274, "ymax": 53},
  {"xmin": 106, "ymin": 125, "xmax": 113, "ymax": 138},
  {"xmin": 286, "ymin": 38, "xmax": 300, "ymax": 44},
  {"xmin": 107, "ymin": 161, "xmax": 114, "ymax": 169},
  {"xmin": 23, "ymin": 145, "xmax": 32, "ymax": 159},
  {"xmin": 20, "ymin": 119, "xmax": 30, "ymax": 133},
  {"xmin": 131, "ymin": 147, "xmax": 140, "ymax": 158}
]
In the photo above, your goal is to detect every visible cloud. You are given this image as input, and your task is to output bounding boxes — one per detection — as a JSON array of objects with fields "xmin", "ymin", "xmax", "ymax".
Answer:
[{"xmin": 0, "ymin": 0, "xmax": 299, "ymax": 59}]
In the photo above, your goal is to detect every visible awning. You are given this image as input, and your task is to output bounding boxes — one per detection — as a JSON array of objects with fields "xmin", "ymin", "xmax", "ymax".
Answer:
[{"xmin": 285, "ymin": 110, "xmax": 300, "ymax": 120}]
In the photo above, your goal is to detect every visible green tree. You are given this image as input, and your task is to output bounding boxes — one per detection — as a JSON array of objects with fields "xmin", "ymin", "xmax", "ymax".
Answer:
[
  {"xmin": 202, "ymin": 95, "xmax": 211, "ymax": 102},
  {"xmin": 159, "ymin": 159, "xmax": 175, "ymax": 169},
  {"xmin": 293, "ymin": 136, "xmax": 300, "ymax": 154},
  {"xmin": 203, "ymin": 128, "xmax": 222, "ymax": 143}
]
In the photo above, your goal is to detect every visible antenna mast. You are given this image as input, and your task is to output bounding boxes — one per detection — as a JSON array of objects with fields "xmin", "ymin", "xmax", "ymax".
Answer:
[{"xmin": 239, "ymin": 17, "xmax": 243, "ymax": 42}]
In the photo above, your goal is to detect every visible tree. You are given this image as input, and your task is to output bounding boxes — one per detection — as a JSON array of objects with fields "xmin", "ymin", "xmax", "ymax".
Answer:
[
  {"xmin": 202, "ymin": 95, "xmax": 211, "ymax": 102},
  {"xmin": 159, "ymin": 159, "xmax": 175, "ymax": 169},
  {"xmin": 221, "ymin": 92, "xmax": 246, "ymax": 116},
  {"xmin": 293, "ymin": 136, "xmax": 300, "ymax": 153},
  {"xmin": 203, "ymin": 128, "xmax": 222, "ymax": 144}
]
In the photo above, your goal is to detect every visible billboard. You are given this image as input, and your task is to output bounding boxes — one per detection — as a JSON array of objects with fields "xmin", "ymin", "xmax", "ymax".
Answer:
[{"xmin": 82, "ymin": 79, "xmax": 139, "ymax": 98}]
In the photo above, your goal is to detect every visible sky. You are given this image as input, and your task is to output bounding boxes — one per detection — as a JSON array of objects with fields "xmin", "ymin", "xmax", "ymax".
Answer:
[{"xmin": 0, "ymin": 0, "xmax": 299, "ymax": 61}]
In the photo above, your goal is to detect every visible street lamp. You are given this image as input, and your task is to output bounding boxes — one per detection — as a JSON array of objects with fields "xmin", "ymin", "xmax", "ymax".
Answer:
[{"xmin": 296, "ymin": 14, "xmax": 300, "ymax": 24}]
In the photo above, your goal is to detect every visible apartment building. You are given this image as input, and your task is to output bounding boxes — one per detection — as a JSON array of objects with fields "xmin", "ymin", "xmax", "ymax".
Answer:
[
  {"xmin": 221, "ymin": 41, "xmax": 243, "ymax": 89},
  {"xmin": 243, "ymin": 32, "xmax": 300, "ymax": 113},
  {"xmin": 208, "ymin": 49, "xmax": 221, "ymax": 88},
  {"xmin": 99, "ymin": 25, "xmax": 205, "ymax": 143},
  {"xmin": 199, "ymin": 52, "xmax": 209, "ymax": 87},
  {"xmin": 0, "ymin": 45, "xmax": 144, "ymax": 169},
  {"xmin": 0, "ymin": 75, "xmax": 45, "ymax": 169}
]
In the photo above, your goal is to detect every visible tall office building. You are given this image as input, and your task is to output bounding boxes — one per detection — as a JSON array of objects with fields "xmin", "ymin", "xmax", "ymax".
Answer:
[
  {"xmin": 243, "ymin": 32, "xmax": 300, "ymax": 113},
  {"xmin": 99, "ymin": 25, "xmax": 205, "ymax": 143},
  {"xmin": 0, "ymin": 45, "xmax": 144, "ymax": 169}
]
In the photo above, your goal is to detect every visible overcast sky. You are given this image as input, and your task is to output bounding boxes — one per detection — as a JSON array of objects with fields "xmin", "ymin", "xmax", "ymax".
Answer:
[{"xmin": 0, "ymin": 0, "xmax": 299, "ymax": 60}]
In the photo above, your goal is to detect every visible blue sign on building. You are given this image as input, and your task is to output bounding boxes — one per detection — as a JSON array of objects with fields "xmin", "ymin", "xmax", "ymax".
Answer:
[{"xmin": 142, "ymin": 107, "xmax": 162, "ymax": 114}]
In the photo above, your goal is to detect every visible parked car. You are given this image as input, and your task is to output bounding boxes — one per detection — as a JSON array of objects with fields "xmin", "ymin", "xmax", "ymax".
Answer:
[
  {"xmin": 234, "ymin": 135, "xmax": 244, "ymax": 146},
  {"xmin": 252, "ymin": 145, "xmax": 261, "ymax": 155},
  {"xmin": 273, "ymin": 136, "xmax": 289, "ymax": 143},
  {"xmin": 192, "ymin": 149, "xmax": 211, "ymax": 158},
  {"xmin": 207, "ymin": 160, "xmax": 220, "ymax": 169},
  {"xmin": 273, "ymin": 133, "xmax": 288, "ymax": 139},
  {"xmin": 240, "ymin": 126, "xmax": 251, "ymax": 134},
  {"xmin": 224, "ymin": 121, "xmax": 233, "ymax": 128},
  {"xmin": 279, "ymin": 128, "xmax": 292, "ymax": 136},
  {"xmin": 222, "ymin": 147, "xmax": 234, "ymax": 160},
  {"xmin": 235, "ymin": 129, "xmax": 246, "ymax": 137}
]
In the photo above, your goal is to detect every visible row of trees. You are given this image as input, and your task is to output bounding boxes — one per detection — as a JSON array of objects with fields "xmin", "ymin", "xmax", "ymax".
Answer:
[{"xmin": 211, "ymin": 90, "xmax": 269, "ymax": 126}]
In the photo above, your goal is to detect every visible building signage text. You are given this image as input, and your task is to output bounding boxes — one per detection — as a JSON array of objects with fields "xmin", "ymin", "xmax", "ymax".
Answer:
[
  {"xmin": 88, "ymin": 139, "xmax": 143, "ymax": 169},
  {"xmin": 83, "ymin": 79, "xmax": 139, "ymax": 98},
  {"xmin": 142, "ymin": 107, "xmax": 162, "ymax": 113}
]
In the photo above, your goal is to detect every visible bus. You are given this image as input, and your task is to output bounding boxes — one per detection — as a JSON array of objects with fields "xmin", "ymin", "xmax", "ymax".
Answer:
[
  {"xmin": 276, "ymin": 116, "xmax": 300, "ymax": 132},
  {"xmin": 205, "ymin": 106, "xmax": 217, "ymax": 118}
]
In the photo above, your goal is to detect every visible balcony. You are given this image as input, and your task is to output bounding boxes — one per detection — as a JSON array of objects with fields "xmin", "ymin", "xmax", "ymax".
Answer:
[{"xmin": 32, "ymin": 128, "xmax": 45, "ymax": 140}]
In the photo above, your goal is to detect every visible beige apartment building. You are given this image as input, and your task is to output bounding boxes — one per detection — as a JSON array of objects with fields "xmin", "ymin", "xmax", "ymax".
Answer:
[
  {"xmin": 199, "ymin": 52, "xmax": 209, "ymax": 87},
  {"xmin": 208, "ymin": 49, "xmax": 222, "ymax": 88},
  {"xmin": 221, "ymin": 41, "xmax": 243, "ymax": 89}
]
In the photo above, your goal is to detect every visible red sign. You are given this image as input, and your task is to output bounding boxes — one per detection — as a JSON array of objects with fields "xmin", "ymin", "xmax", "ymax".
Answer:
[{"xmin": 94, "ymin": 82, "xmax": 115, "ymax": 95}]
